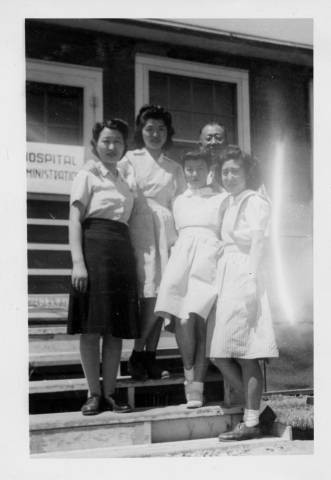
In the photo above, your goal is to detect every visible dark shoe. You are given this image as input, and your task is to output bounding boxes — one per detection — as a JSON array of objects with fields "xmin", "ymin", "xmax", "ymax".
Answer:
[
  {"xmin": 218, "ymin": 422, "xmax": 262, "ymax": 442},
  {"xmin": 128, "ymin": 350, "xmax": 147, "ymax": 380},
  {"xmin": 259, "ymin": 406, "xmax": 277, "ymax": 435},
  {"xmin": 144, "ymin": 351, "xmax": 170, "ymax": 380},
  {"xmin": 102, "ymin": 394, "xmax": 132, "ymax": 413},
  {"xmin": 81, "ymin": 395, "xmax": 102, "ymax": 416}
]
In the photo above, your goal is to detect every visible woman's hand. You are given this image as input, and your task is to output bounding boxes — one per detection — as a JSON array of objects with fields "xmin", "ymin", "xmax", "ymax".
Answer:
[{"xmin": 71, "ymin": 260, "xmax": 88, "ymax": 293}]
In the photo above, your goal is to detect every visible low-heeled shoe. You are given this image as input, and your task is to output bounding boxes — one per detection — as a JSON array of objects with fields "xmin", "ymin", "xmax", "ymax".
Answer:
[
  {"xmin": 218, "ymin": 422, "xmax": 262, "ymax": 442},
  {"xmin": 81, "ymin": 395, "xmax": 102, "ymax": 416},
  {"xmin": 102, "ymin": 395, "xmax": 132, "ymax": 413}
]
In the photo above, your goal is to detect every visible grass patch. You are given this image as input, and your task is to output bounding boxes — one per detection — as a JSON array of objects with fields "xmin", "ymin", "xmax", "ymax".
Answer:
[{"xmin": 262, "ymin": 395, "xmax": 313, "ymax": 439}]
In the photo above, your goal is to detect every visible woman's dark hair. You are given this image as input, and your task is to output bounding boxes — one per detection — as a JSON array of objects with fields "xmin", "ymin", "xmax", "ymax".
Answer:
[
  {"xmin": 218, "ymin": 145, "xmax": 262, "ymax": 191},
  {"xmin": 182, "ymin": 150, "xmax": 213, "ymax": 169},
  {"xmin": 133, "ymin": 104, "xmax": 175, "ymax": 150},
  {"xmin": 91, "ymin": 119, "xmax": 129, "ymax": 159}
]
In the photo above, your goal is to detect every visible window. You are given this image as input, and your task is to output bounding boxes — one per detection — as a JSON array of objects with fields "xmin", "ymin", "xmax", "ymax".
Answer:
[
  {"xmin": 26, "ymin": 81, "xmax": 83, "ymax": 145},
  {"xmin": 135, "ymin": 54, "xmax": 250, "ymax": 158},
  {"xmin": 26, "ymin": 59, "xmax": 103, "ymax": 150}
]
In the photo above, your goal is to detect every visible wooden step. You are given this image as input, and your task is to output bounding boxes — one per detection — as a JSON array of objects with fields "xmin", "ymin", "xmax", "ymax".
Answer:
[
  {"xmin": 29, "ymin": 332, "xmax": 180, "ymax": 369},
  {"xmin": 28, "ymin": 250, "xmax": 71, "ymax": 269},
  {"xmin": 27, "ymin": 199, "xmax": 69, "ymax": 219},
  {"xmin": 29, "ymin": 372, "xmax": 223, "ymax": 411},
  {"xmin": 29, "ymin": 404, "xmax": 244, "ymax": 454},
  {"xmin": 28, "ymin": 275, "xmax": 71, "ymax": 294},
  {"xmin": 30, "ymin": 373, "xmax": 216, "ymax": 395}
]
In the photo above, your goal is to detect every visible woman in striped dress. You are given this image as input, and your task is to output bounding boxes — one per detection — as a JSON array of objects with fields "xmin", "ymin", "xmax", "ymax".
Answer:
[{"xmin": 206, "ymin": 145, "xmax": 278, "ymax": 441}]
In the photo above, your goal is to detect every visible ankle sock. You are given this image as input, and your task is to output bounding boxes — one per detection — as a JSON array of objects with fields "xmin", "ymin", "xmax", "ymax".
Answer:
[
  {"xmin": 184, "ymin": 367, "xmax": 194, "ymax": 384},
  {"xmin": 244, "ymin": 408, "xmax": 260, "ymax": 427}
]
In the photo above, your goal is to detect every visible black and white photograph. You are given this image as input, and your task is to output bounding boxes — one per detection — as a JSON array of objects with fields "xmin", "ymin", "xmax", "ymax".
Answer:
[{"xmin": 1, "ymin": 1, "xmax": 330, "ymax": 478}]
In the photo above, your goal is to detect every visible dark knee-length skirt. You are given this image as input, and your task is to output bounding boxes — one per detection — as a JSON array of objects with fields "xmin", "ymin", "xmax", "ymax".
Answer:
[{"xmin": 67, "ymin": 218, "xmax": 140, "ymax": 338}]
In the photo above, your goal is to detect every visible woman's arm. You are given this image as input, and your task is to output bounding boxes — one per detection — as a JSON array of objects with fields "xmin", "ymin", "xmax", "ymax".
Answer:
[
  {"xmin": 247, "ymin": 230, "xmax": 265, "ymax": 278},
  {"xmin": 69, "ymin": 203, "xmax": 88, "ymax": 293}
]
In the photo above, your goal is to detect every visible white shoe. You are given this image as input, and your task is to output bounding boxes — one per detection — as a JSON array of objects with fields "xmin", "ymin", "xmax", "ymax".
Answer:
[{"xmin": 185, "ymin": 381, "xmax": 204, "ymax": 409}]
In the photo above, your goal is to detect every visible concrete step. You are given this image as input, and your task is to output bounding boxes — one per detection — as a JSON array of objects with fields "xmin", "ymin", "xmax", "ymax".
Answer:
[
  {"xmin": 32, "ymin": 434, "xmax": 295, "ymax": 458},
  {"xmin": 29, "ymin": 404, "xmax": 245, "ymax": 454}
]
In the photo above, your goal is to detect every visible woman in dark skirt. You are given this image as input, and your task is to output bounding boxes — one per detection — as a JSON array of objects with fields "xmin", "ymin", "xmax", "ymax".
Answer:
[{"xmin": 68, "ymin": 119, "xmax": 140, "ymax": 415}]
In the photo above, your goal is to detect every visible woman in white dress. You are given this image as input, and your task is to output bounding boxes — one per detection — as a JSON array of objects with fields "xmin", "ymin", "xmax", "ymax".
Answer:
[
  {"xmin": 119, "ymin": 105, "xmax": 186, "ymax": 380},
  {"xmin": 206, "ymin": 145, "xmax": 278, "ymax": 440},
  {"xmin": 155, "ymin": 151, "xmax": 228, "ymax": 407}
]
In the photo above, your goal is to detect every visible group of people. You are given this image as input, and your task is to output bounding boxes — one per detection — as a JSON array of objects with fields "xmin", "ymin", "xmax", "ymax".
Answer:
[{"xmin": 68, "ymin": 104, "xmax": 278, "ymax": 442}]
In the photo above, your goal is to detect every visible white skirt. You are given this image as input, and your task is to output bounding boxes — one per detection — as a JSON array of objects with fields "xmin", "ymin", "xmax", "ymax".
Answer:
[
  {"xmin": 155, "ymin": 227, "xmax": 223, "ymax": 321},
  {"xmin": 206, "ymin": 245, "xmax": 279, "ymax": 359}
]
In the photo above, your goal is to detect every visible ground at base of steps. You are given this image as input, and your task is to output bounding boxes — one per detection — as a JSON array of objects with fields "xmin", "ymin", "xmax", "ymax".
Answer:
[{"xmin": 32, "ymin": 436, "xmax": 312, "ymax": 458}]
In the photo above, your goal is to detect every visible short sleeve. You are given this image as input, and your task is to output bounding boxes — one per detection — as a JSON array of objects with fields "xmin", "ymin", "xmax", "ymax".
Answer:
[
  {"xmin": 118, "ymin": 155, "xmax": 137, "ymax": 193},
  {"xmin": 245, "ymin": 195, "xmax": 271, "ymax": 232},
  {"xmin": 70, "ymin": 170, "xmax": 91, "ymax": 208}
]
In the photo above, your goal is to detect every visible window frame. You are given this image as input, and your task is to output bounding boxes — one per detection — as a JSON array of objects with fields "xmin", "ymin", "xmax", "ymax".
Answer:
[
  {"xmin": 135, "ymin": 53, "xmax": 251, "ymax": 152},
  {"xmin": 26, "ymin": 59, "xmax": 103, "ymax": 151}
]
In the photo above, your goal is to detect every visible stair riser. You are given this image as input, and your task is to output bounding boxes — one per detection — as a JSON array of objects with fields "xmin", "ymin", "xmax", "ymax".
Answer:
[
  {"xmin": 30, "ymin": 412, "xmax": 240, "ymax": 454},
  {"xmin": 30, "ymin": 421, "xmax": 151, "ymax": 454},
  {"xmin": 29, "ymin": 380, "xmax": 223, "ymax": 414},
  {"xmin": 152, "ymin": 414, "xmax": 241, "ymax": 443}
]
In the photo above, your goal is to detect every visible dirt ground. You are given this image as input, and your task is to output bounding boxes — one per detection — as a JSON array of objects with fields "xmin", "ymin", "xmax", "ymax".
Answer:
[{"xmin": 165, "ymin": 440, "xmax": 313, "ymax": 456}]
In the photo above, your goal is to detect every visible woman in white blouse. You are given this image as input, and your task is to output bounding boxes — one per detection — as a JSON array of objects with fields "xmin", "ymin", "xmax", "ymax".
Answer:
[{"xmin": 68, "ymin": 119, "xmax": 140, "ymax": 416}]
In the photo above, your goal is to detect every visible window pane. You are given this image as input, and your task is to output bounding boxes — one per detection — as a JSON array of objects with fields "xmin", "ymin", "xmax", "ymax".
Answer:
[
  {"xmin": 171, "ymin": 111, "xmax": 193, "ymax": 139},
  {"xmin": 214, "ymin": 82, "xmax": 237, "ymax": 117},
  {"xmin": 168, "ymin": 75, "xmax": 191, "ymax": 111},
  {"xmin": 26, "ymin": 81, "xmax": 45, "ymax": 125},
  {"xmin": 47, "ymin": 91, "xmax": 82, "ymax": 126},
  {"xmin": 149, "ymin": 71, "xmax": 237, "ymax": 144},
  {"xmin": 192, "ymin": 78, "xmax": 213, "ymax": 114},
  {"xmin": 47, "ymin": 126, "xmax": 82, "ymax": 145},
  {"xmin": 27, "ymin": 123, "xmax": 45, "ymax": 143},
  {"xmin": 26, "ymin": 81, "xmax": 83, "ymax": 145},
  {"xmin": 149, "ymin": 71, "xmax": 168, "ymax": 107}
]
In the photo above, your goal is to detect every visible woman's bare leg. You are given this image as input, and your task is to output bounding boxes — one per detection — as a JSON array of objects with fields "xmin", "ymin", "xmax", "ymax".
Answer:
[
  {"xmin": 133, "ymin": 298, "xmax": 157, "ymax": 351},
  {"xmin": 193, "ymin": 315, "xmax": 209, "ymax": 382},
  {"xmin": 175, "ymin": 316, "xmax": 196, "ymax": 369},
  {"xmin": 211, "ymin": 358, "xmax": 243, "ymax": 393},
  {"xmin": 101, "ymin": 334, "xmax": 122, "ymax": 397},
  {"xmin": 237, "ymin": 359, "xmax": 263, "ymax": 410},
  {"xmin": 80, "ymin": 334, "xmax": 101, "ymax": 396}
]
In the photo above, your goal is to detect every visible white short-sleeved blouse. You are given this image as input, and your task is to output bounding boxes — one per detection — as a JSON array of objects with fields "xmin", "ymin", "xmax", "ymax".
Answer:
[
  {"xmin": 70, "ymin": 159, "xmax": 134, "ymax": 224},
  {"xmin": 118, "ymin": 148, "xmax": 186, "ymax": 207},
  {"xmin": 222, "ymin": 190, "xmax": 270, "ymax": 247}
]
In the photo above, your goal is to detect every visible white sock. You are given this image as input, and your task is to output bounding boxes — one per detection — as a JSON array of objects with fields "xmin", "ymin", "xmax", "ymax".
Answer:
[
  {"xmin": 244, "ymin": 408, "xmax": 260, "ymax": 427},
  {"xmin": 184, "ymin": 367, "xmax": 194, "ymax": 384}
]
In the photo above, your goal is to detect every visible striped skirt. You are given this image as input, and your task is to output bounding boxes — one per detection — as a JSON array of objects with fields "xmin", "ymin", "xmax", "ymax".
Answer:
[{"xmin": 206, "ymin": 245, "xmax": 278, "ymax": 359}]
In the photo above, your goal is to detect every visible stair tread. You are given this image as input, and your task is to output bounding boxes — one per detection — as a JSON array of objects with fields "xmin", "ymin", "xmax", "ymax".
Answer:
[
  {"xmin": 29, "ymin": 331, "xmax": 179, "ymax": 367},
  {"xmin": 29, "ymin": 372, "xmax": 222, "ymax": 394},
  {"xmin": 30, "ymin": 403, "xmax": 243, "ymax": 430}
]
